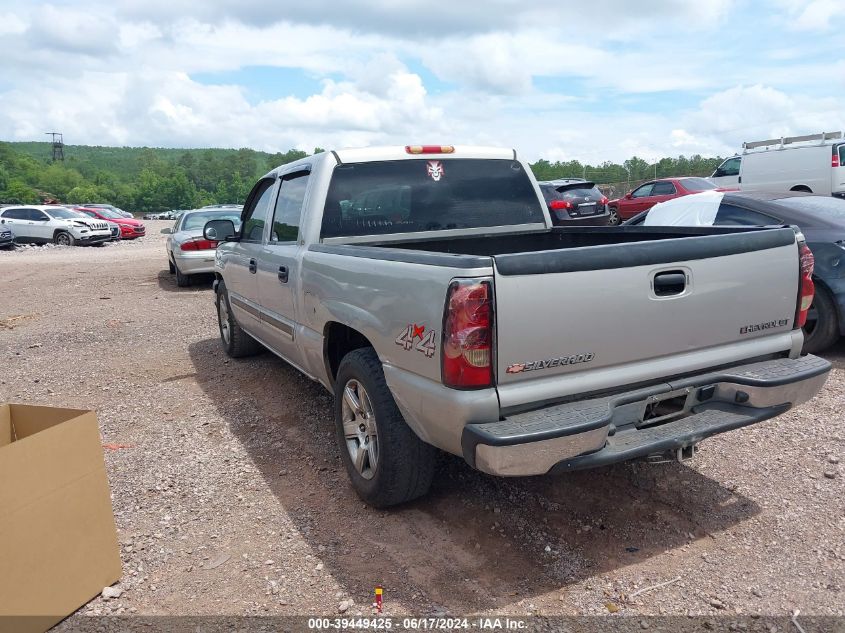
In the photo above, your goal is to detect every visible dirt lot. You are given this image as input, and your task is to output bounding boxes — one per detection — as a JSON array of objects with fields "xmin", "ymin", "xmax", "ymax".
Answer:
[{"xmin": 0, "ymin": 223, "xmax": 843, "ymax": 621}]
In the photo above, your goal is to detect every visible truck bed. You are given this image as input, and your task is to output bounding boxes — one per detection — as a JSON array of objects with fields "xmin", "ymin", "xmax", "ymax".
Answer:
[{"xmin": 314, "ymin": 225, "xmax": 797, "ymax": 275}]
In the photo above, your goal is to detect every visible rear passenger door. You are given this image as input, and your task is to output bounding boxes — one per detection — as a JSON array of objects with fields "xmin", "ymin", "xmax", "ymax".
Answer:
[
  {"xmin": 650, "ymin": 181, "xmax": 677, "ymax": 205},
  {"xmin": 257, "ymin": 168, "xmax": 311, "ymax": 361},
  {"xmin": 225, "ymin": 178, "xmax": 277, "ymax": 333}
]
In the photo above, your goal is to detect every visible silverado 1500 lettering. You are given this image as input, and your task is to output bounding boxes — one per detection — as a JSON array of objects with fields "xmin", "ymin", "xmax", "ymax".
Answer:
[{"xmin": 203, "ymin": 145, "xmax": 831, "ymax": 507}]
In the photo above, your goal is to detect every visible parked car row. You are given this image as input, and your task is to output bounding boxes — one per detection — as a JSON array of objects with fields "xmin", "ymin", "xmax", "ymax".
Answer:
[
  {"xmin": 74, "ymin": 205, "xmax": 146, "ymax": 239},
  {"xmin": 144, "ymin": 210, "xmax": 185, "ymax": 220},
  {"xmin": 624, "ymin": 190, "xmax": 845, "ymax": 353},
  {"xmin": 146, "ymin": 204, "xmax": 241, "ymax": 221},
  {"xmin": 0, "ymin": 203, "xmax": 146, "ymax": 247}
]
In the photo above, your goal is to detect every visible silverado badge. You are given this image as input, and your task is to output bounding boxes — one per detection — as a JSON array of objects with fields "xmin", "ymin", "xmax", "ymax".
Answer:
[{"xmin": 506, "ymin": 353, "xmax": 595, "ymax": 374}]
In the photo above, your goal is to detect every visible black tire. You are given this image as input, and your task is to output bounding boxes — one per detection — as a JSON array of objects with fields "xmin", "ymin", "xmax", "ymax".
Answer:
[
  {"xmin": 334, "ymin": 348, "xmax": 436, "ymax": 507},
  {"xmin": 168, "ymin": 259, "xmax": 176, "ymax": 274},
  {"xmin": 175, "ymin": 264, "xmax": 191, "ymax": 287},
  {"xmin": 607, "ymin": 207, "xmax": 621, "ymax": 226},
  {"xmin": 54, "ymin": 231, "xmax": 74, "ymax": 246},
  {"xmin": 216, "ymin": 280, "xmax": 262, "ymax": 358},
  {"xmin": 802, "ymin": 285, "xmax": 840, "ymax": 354}
]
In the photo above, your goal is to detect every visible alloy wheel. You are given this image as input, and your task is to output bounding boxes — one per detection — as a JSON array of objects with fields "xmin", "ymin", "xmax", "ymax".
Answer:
[{"xmin": 341, "ymin": 379, "xmax": 379, "ymax": 480}]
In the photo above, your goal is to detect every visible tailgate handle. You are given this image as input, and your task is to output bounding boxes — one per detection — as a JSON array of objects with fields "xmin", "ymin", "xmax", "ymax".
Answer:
[{"xmin": 653, "ymin": 271, "xmax": 686, "ymax": 297}]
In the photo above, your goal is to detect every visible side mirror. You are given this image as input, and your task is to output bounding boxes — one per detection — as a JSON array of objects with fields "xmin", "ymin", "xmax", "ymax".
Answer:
[
  {"xmin": 160, "ymin": 227, "xmax": 172, "ymax": 234},
  {"xmin": 204, "ymin": 219, "xmax": 236, "ymax": 242},
  {"xmin": 625, "ymin": 193, "xmax": 633, "ymax": 200}
]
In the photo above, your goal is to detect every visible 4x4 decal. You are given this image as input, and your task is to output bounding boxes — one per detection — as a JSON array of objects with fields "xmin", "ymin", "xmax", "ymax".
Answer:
[{"xmin": 395, "ymin": 323, "xmax": 437, "ymax": 358}]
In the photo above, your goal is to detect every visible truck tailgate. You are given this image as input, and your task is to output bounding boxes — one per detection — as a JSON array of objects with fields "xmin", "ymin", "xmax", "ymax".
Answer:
[{"xmin": 493, "ymin": 228, "xmax": 800, "ymax": 394}]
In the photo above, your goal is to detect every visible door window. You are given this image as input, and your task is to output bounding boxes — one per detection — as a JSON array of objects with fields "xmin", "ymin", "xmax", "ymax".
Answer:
[
  {"xmin": 838, "ymin": 144, "xmax": 845, "ymax": 165},
  {"xmin": 1, "ymin": 208, "xmax": 29, "ymax": 220},
  {"xmin": 715, "ymin": 204, "xmax": 780, "ymax": 226},
  {"xmin": 240, "ymin": 179, "xmax": 276, "ymax": 243},
  {"xmin": 651, "ymin": 182, "xmax": 676, "ymax": 195},
  {"xmin": 719, "ymin": 157, "xmax": 741, "ymax": 177},
  {"xmin": 631, "ymin": 183, "xmax": 654, "ymax": 198},
  {"xmin": 270, "ymin": 170, "xmax": 310, "ymax": 243},
  {"xmin": 27, "ymin": 209, "xmax": 49, "ymax": 221}
]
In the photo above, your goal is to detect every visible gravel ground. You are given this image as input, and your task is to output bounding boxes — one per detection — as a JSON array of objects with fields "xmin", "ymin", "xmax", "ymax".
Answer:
[{"xmin": 0, "ymin": 223, "xmax": 842, "ymax": 622}]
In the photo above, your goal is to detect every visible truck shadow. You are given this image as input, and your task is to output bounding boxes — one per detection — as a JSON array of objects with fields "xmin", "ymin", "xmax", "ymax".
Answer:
[
  {"xmin": 155, "ymin": 269, "xmax": 214, "ymax": 292},
  {"xmin": 188, "ymin": 337, "xmax": 760, "ymax": 614}
]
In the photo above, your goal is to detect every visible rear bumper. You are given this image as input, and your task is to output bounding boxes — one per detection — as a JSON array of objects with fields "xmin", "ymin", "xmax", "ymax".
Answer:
[
  {"xmin": 174, "ymin": 252, "xmax": 217, "ymax": 274},
  {"xmin": 549, "ymin": 210, "xmax": 610, "ymax": 226},
  {"xmin": 461, "ymin": 355, "xmax": 831, "ymax": 476}
]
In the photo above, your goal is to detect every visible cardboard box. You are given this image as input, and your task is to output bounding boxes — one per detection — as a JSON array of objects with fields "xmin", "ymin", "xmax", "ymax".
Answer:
[{"xmin": 0, "ymin": 404, "xmax": 122, "ymax": 633}]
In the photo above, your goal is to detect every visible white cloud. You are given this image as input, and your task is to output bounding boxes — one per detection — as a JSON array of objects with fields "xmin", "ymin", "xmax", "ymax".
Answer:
[{"xmin": 778, "ymin": 0, "xmax": 842, "ymax": 30}]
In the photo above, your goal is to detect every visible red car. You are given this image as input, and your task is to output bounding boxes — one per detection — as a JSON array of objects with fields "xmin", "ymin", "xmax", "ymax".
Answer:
[
  {"xmin": 608, "ymin": 177, "xmax": 731, "ymax": 225},
  {"xmin": 74, "ymin": 206, "xmax": 146, "ymax": 239}
]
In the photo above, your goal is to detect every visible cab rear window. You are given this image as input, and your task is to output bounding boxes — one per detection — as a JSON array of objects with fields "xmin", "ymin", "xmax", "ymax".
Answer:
[{"xmin": 320, "ymin": 159, "xmax": 544, "ymax": 238}]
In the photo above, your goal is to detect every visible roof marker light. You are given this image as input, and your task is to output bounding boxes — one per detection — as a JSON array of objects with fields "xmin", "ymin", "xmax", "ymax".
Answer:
[{"xmin": 405, "ymin": 145, "xmax": 455, "ymax": 154}]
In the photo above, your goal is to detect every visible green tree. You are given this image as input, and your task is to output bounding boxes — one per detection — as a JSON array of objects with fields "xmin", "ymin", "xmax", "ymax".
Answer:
[{"xmin": 1, "ymin": 179, "xmax": 39, "ymax": 203}]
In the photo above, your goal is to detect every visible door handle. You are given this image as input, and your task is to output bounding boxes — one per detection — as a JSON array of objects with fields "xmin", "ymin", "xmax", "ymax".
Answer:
[
  {"xmin": 277, "ymin": 266, "xmax": 288, "ymax": 283},
  {"xmin": 248, "ymin": 258, "xmax": 257, "ymax": 274},
  {"xmin": 653, "ymin": 271, "xmax": 687, "ymax": 297}
]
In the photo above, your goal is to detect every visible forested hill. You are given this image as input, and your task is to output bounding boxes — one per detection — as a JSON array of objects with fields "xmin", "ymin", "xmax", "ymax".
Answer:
[{"xmin": 0, "ymin": 141, "xmax": 723, "ymax": 213}]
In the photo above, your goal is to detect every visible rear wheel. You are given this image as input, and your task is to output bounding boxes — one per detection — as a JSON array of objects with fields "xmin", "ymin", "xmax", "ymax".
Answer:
[
  {"xmin": 607, "ymin": 207, "xmax": 621, "ymax": 225},
  {"xmin": 54, "ymin": 231, "xmax": 74, "ymax": 246},
  {"xmin": 802, "ymin": 285, "xmax": 840, "ymax": 353},
  {"xmin": 216, "ymin": 280, "xmax": 262, "ymax": 357},
  {"xmin": 175, "ymin": 264, "xmax": 191, "ymax": 287},
  {"xmin": 334, "ymin": 348, "xmax": 436, "ymax": 507}
]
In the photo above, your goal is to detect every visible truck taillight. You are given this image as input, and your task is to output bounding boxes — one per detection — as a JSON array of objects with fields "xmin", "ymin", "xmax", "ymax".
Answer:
[
  {"xmin": 181, "ymin": 238, "xmax": 218, "ymax": 251},
  {"xmin": 796, "ymin": 243, "xmax": 815, "ymax": 328},
  {"xmin": 442, "ymin": 280, "xmax": 493, "ymax": 389},
  {"xmin": 833, "ymin": 154, "xmax": 840, "ymax": 168}
]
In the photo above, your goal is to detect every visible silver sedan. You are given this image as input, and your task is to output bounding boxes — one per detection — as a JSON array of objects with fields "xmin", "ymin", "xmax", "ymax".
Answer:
[{"xmin": 163, "ymin": 209, "xmax": 241, "ymax": 287}]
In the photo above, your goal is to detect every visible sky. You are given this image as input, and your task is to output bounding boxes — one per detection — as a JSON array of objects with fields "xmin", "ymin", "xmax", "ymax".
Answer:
[{"xmin": 0, "ymin": 0, "xmax": 843, "ymax": 163}]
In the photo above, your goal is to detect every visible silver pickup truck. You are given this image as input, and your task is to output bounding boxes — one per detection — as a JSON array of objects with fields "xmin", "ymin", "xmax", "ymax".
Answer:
[{"xmin": 204, "ymin": 145, "xmax": 831, "ymax": 507}]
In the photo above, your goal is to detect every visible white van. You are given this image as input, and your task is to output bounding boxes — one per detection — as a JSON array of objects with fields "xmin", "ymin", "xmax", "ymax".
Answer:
[{"xmin": 711, "ymin": 132, "xmax": 845, "ymax": 198}]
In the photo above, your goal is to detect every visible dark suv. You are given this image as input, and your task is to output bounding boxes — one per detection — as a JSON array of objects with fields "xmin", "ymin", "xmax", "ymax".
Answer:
[{"xmin": 537, "ymin": 179, "xmax": 610, "ymax": 226}]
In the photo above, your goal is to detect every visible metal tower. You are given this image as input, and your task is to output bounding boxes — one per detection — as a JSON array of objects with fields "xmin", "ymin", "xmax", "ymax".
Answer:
[{"xmin": 45, "ymin": 132, "xmax": 64, "ymax": 162}]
